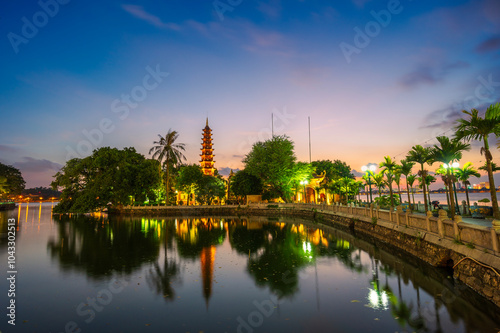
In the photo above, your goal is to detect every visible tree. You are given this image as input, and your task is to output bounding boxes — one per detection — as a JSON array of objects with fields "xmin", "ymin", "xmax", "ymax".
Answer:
[
  {"xmin": 230, "ymin": 169, "xmax": 263, "ymax": 203},
  {"xmin": 176, "ymin": 164, "xmax": 204, "ymax": 205},
  {"xmin": 149, "ymin": 130, "xmax": 186, "ymax": 205},
  {"xmin": 371, "ymin": 171, "xmax": 386, "ymax": 198},
  {"xmin": 312, "ymin": 159, "xmax": 354, "ymax": 203},
  {"xmin": 478, "ymin": 161, "xmax": 500, "ymax": 173},
  {"xmin": 406, "ymin": 145, "xmax": 433, "ymax": 212},
  {"xmin": 423, "ymin": 174, "xmax": 437, "ymax": 205},
  {"xmin": 430, "ymin": 136, "xmax": 470, "ymax": 219},
  {"xmin": 243, "ymin": 135, "xmax": 297, "ymax": 202},
  {"xmin": 456, "ymin": 162, "xmax": 480, "ymax": 214},
  {"xmin": 379, "ymin": 156, "xmax": 398, "ymax": 209},
  {"xmin": 0, "ymin": 162, "xmax": 26, "ymax": 196},
  {"xmin": 400, "ymin": 160, "xmax": 415, "ymax": 209},
  {"xmin": 195, "ymin": 175, "xmax": 226, "ymax": 205},
  {"xmin": 312, "ymin": 159, "xmax": 354, "ymax": 181},
  {"xmin": 52, "ymin": 147, "xmax": 162, "ymax": 213},
  {"xmin": 394, "ymin": 165, "xmax": 403, "ymax": 204},
  {"xmin": 406, "ymin": 174, "xmax": 417, "ymax": 207},
  {"xmin": 455, "ymin": 103, "xmax": 500, "ymax": 219}
]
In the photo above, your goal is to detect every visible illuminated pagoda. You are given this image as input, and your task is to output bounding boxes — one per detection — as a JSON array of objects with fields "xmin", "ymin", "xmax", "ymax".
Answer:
[{"xmin": 200, "ymin": 118, "xmax": 215, "ymax": 176}]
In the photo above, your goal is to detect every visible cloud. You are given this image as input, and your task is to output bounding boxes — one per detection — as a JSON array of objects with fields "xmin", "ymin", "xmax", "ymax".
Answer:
[
  {"xmin": 420, "ymin": 100, "xmax": 495, "ymax": 130},
  {"xmin": 419, "ymin": 106, "xmax": 462, "ymax": 130},
  {"xmin": 476, "ymin": 36, "xmax": 500, "ymax": 53},
  {"xmin": 13, "ymin": 157, "xmax": 63, "ymax": 173},
  {"xmin": 351, "ymin": 169, "xmax": 364, "ymax": 177},
  {"xmin": 399, "ymin": 61, "xmax": 469, "ymax": 88},
  {"xmin": 122, "ymin": 4, "xmax": 180, "ymax": 30}
]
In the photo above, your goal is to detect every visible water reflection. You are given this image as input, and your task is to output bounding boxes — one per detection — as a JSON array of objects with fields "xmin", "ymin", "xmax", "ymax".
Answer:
[
  {"xmin": 41, "ymin": 213, "xmax": 500, "ymax": 332},
  {"xmin": 47, "ymin": 215, "xmax": 160, "ymax": 278}
]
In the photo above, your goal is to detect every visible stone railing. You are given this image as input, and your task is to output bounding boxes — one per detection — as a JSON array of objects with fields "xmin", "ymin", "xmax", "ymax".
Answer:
[{"xmin": 291, "ymin": 202, "xmax": 500, "ymax": 255}]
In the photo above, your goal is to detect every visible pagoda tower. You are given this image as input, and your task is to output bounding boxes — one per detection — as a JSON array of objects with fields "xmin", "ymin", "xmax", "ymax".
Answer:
[{"xmin": 200, "ymin": 118, "xmax": 215, "ymax": 176}]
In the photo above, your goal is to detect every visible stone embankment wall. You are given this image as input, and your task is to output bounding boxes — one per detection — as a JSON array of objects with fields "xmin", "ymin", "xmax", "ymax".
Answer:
[{"xmin": 117, "ymin": 203, "xmax": 500, "ymax": 307}]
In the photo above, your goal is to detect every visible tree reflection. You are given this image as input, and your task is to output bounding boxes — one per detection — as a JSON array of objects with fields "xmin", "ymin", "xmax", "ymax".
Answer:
[
  {"xmin": 47, "ymin": 215, "xmax": 160, "ymax": 279},
  {"xmin": 146, "ymin": 220, "xmax": 180, "ymax": 301}
]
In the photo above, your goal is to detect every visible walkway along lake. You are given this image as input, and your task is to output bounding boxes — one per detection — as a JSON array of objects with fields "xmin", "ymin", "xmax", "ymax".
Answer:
[{"xmin": 0, "ymin": 203, "xmax": 499, "ymax": 332}]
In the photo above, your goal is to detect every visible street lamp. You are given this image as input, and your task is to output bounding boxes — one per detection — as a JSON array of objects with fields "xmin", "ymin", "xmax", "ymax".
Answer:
[
  {"xmin": 443, "ymin": 162, "xmax": 460, "ymax": 215},
  {"xmin": 300, "ymin": 180, "xmax": 309, "ymax": 203},
  {"xmin": 361, "ymin": 164, "xmax": 377, "ymax": 204}
]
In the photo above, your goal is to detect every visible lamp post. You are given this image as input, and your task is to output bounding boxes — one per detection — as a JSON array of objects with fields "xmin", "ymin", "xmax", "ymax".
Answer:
[
  {"xmin": 300, "ymin": 180, "xmax": 309, "ymax": 203},
  {"xmin": 361, "ymin": 164, "xmax": 376, "ymax": 204},
  {"xmin": 443, "ymin": 162, "xmax": 461, "ymax": 215}
]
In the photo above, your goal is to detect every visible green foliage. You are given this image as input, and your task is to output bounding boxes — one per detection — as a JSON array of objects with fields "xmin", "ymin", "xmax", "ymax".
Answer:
[
  {"xmin": 195, "ymin": 175, "xmax": 226, "ymax": 205},
  {"xmin": 312, "ymin": 159, "xmax": 354, "ymax": 182},
  {"xmin": 371, "ymin": 216, "xmax": 377, "ymax": 225},
  {"xmin": 176, "ymin": 164, "xmax": 204, "ymax": 203},
  {"xmin": 51, "ymin": 147, "xmax": 162, "ymax": 213},
  {"xmin": 374, "ymin": 194, "xmax": 400, "ymax": 208},
  {"xmin": 230, "ymin": 169, "xmax": 263, "ymax": 199},
  {"xmin": 243, "ymin": 135, "xmax": 297, "ymax": 202},
  {"xmin": 0, "ymin": 162, "xmax": 26, "ymax": 196}
]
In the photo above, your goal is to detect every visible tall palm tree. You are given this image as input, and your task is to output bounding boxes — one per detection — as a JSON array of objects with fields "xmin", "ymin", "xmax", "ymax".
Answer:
[
  {"xmin": 149, "ymin": 129, "xmax": 186, "ymax": 205},
  {"xmin": 456, "ymin": 162, "xmax": 480, "ymax": 215},
  {"xmin": 379, "ymin": 156, "xmax": 398, "ymax": 209},
  {"xmin": 371, "ymin": 172, "xmax": 386, "ymax": 201},
  {"xmin": 394, "ymin": 165, "xmax": 403, "ymax": 204},
  {"xmin": 424, "ymin": 174, "xmax": 437, "ymax": 206},
  {"xmin": 362, "ymin": 173, "xmax": 372, "ymax": 203},
  {"xmin": 435, "ymin": 165, "xmax": 451, "ymax": 208},
  {"xmin": 406, "ymin": 174, "xmax": 417, "ymax": 208},
  {"xmin": 406, "ymin": 145, "xmax": 433, "ymax": 212},
  {"xmin": 400, "ymin": 160, "xmax": 415, "ymax": 209},
  {"xmin": 430, "ymin": 136, "xmax": 470, "ymax": 219},
  {"xmin": 455, "ymin": 104, "xmax": 500, "ymax": 219}
]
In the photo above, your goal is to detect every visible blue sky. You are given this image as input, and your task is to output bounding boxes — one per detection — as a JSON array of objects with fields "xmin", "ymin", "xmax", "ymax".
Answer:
[{"xmin": 1, "ymin": 0, "xmax": 499, "ymax": 188}]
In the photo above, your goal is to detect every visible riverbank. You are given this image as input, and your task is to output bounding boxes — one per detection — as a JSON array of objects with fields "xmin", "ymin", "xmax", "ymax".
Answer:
[{"xmin": 117, "ymin": 203, "xmax": 500, "ymax": 308}]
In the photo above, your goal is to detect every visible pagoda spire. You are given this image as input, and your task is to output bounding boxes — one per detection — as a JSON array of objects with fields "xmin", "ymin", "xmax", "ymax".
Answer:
[{"xmin": 200, "ymin": 119, "xmax": 215, "ymax": 176}]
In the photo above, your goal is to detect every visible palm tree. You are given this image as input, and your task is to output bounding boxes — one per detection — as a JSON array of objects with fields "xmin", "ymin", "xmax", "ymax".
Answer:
[
  {"xmin": 456, "ymin": 162, "xmax": 480, "ymax": 215},
  {"xmin": 424, "ymin": 174, "xmax": 437, "ymax": 206},
  {"xmin": 435, "ymin": 165, "xmax": 451, "ymax": 208},
  {"xmin": 394, "ymin": 165, "xmax": 403, "ymax": 204},
  {"xmin": 430, "ymin": 136, "xmax": 470, "ymax": 219},
  {"xmin": 406, "ymin": 145, "xmax": 433, "ymax": 212},
  {"xmin": 362, "ymin": 173, "xmax": 372, "ymax": 203},
  {"xmin": 149, "ymin": 129, "xmax": 186, "ymax": 205},
  {"xmin": 478, "ymin": 161, "xmax": 500, "ymax": 173},
  {"xmin": 406, "ymin": 174, "xmax": 417, "ymax": 208},
  {"xmin": 400, "ymin": 160, "xmax": 415, "ymax": 209},
  {"xmin": 372, "ymin": 172, "xmax": 386, "ymax": 201},
  {"xmin": 455, "ymin": 104, "xmax": 500, "ymax": 219},
  {"xmin": 379, "ymin": 156, "xmax": 398, "ymax": 209}
]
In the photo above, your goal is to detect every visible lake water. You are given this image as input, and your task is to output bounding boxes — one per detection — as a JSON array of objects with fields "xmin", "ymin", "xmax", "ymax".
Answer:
[{"xmin": 1, "ymin": 203, "xmax": 500, "ymax": 333}]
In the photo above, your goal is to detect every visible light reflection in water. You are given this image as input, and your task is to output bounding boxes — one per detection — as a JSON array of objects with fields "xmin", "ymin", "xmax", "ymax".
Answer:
[{"xmin": 1, "ymin": 206, "xmax": 499, "ymax": 333}]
